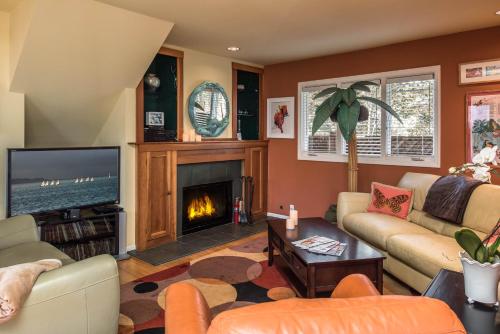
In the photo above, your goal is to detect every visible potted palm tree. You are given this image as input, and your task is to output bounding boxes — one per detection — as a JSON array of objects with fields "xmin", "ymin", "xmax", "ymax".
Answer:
[{"xmin": 312, "ymin": 81, "xmax": 401, "ymax": 192}]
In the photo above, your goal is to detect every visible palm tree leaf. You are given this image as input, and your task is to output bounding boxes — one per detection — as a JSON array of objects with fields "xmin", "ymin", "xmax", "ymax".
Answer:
[
  {"xmin": 349, "ymin": 81, "xmax": 379, "ymax": 92},
  {"xmin": 337, "ymin": 101, "xmax": 360, "ymax": 141},
  {"xmin": 313, "ymin": 87, "xmax": 340, "ymax": 100},
  {"xmin": 312, "ymin": 93, "xmax": 342, "ymax": 134},
  {"xmin": 342, "ymin": 88, "xmax": 356, "ymax": 106},
  {"xmin": 358, "ymin": 96, "xmax": 402, "ymax": 124}
]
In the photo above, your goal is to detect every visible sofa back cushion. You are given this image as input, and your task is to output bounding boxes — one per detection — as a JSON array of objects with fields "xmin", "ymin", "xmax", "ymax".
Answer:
[
  {"xmin": 398, "ymin": 172, "xmax": 440, "ymax": 211},
  {"xmin": 462, "ymin": 183, "xmax": 500, "ymax": 235},
  {"xmin": 208, "ymin": 296, "xmax": 465, "ymax": 334}
]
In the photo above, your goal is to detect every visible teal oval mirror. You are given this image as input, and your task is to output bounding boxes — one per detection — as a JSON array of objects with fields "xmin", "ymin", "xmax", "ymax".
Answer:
[{"xmin": 188, "ymin": 81, "xmax": 230, "ymax": 137}]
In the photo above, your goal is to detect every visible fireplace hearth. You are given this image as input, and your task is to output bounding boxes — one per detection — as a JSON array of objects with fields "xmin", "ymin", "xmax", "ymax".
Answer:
[{"xmin": 182, "ymin": 180, "xmax": 233, "ymax": 235}]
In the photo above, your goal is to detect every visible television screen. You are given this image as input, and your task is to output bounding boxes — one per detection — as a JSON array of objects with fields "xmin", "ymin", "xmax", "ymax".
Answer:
[{"xmin": 8, "ymin": 147, "xmax": 120, "ymax": 217}]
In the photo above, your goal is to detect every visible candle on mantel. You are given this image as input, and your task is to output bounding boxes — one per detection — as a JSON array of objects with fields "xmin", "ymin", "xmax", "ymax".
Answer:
[
  {"xmin": 290, "ymin": 209, "xmax": 298, "ymax": 226},
  {"xmin": 286, "ymin": 218, "xmax": 295, "ymax": 230},
  {"xmin": 195, "ymin": 134, "xmax": 202, "ymax": 142},
  {"xmin": 189, "ymin": 129, "xmax": 196, "ymax": 142},
  {"xmin": 182, "ymin": 132, "xmax": 189, "ymax": 142}
]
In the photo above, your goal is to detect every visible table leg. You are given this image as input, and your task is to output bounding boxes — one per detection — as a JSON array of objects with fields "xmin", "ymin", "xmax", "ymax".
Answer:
[
  {"xmin": 306, "ymin": 266, "xmax": 316, "ymax": 298},
  {"xmin": 376, "ymin": 259, "xmax": 383, "ymax": 294},
  {"xmin": 268, "ymin": 229, "xmax": 274, "ymax": 267}
]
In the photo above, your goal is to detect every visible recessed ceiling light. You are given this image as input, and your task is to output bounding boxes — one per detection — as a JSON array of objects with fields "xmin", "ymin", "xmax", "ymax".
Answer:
[{"xmin": 227, "ymin": 46, "xmax": 240, "ymax": 52}]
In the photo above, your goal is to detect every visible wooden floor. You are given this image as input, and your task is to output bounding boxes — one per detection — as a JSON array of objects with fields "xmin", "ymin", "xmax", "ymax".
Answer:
[
  {"xmin": 118, "ymin": 232, "xmax": 267, "ymax": 284},
  {"xmin": 118, "ymin": 231, "xmax": 412, "ymax": 295}
]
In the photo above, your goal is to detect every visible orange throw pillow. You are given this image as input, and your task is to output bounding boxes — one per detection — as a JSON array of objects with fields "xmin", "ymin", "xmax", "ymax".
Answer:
[{"xmin": 367, "ymin": 182, "xmax": 413, "ymax": 219}]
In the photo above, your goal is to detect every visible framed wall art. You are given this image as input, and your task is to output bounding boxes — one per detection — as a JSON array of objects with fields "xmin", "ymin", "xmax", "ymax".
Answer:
[
  {"xmin": 466, "ymin": 90, "xmax": 500, "ymax": 164},
  {"xmin": 459, "ymin": 59, "xmax": 500, "ymax": 85},
  {"xmin": 267, "ymin": 97, "xmax": 294, "ymax": 139}
]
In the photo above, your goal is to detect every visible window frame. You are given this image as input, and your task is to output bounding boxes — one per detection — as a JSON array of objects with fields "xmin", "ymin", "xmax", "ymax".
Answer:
[{"xmin": 297, "ymin": 65, "xmax": 441, "ymax": 168}]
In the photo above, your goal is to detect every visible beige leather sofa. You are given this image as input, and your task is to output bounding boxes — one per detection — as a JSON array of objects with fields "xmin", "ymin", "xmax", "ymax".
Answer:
[
  {"xmin": 337, "ymin": 172, "xmax": 500, "ymax": 293},
  {"xmin": 0, "ymin": 215, "xmax": 120, "ymax": 334}
]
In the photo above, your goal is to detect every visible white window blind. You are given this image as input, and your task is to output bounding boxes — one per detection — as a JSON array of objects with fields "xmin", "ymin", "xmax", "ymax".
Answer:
[
  {"xmin": 301, "ymin": 84, "xmax": 337, "ymax": 155},
  {"xmin": 386, "ymin": 74, "xmax": 435, "ymax": 157},
  {"xmin": 342, "ymin": 81, "xmax": 382, "ymax": 156},
  {"xmin": 298, "ymin": 66, "xmax": 440, "ymax": 167}
]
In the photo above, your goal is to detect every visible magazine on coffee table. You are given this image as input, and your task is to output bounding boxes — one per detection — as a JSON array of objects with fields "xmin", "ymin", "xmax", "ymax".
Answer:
[{"xmin": 292, "ymin": 235, "xmax": 347, "ymax": 256}]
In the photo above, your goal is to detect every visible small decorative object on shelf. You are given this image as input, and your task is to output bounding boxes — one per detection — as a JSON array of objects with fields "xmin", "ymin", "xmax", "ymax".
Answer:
[
  {"xmin": 237, "ymin": 119, "xmax": 242, "ymax": 140},
  {"xmin": 289, "ymin": 205, "xmax": 298, "ymax": 226},
  {"xmin": 144, "ymin": 73, "xmax": 160, "ymax": 91},
  {"xmin": 286, "ymin": 218, "xmax": 295, "ymax": 230},
  {"xmin": 448, "ymin": 162, "xmax": 498, "ymax": 183},
  {"xmin": 146, "ymin": 111, "xmax": 164, "ymax": 126},
  {"xmin": 455, "ymin": 220, "xmax": 500, "ymax": 306}
]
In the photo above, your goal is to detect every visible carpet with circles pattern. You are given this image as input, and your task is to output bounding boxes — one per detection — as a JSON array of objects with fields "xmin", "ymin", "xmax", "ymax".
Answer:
[{"xmin": 119, "ymin": 237, "xmax": 295, "ymax": 333}]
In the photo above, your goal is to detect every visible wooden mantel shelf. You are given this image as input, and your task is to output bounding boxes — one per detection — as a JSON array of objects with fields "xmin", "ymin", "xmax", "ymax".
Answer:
[{"xmin": 131, "ymin": 140, "xmax": 268, "ymax": 152}]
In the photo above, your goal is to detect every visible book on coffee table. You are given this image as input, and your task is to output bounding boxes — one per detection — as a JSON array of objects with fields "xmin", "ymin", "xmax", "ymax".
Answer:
[{"xmin": 292, "ymin": 236, "xmax": 347, "ymax": 256}]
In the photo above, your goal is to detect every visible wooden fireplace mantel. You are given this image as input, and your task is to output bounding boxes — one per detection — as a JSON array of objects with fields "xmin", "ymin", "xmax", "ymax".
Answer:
[{"xmin": 135, "ymin": 140, "xmax": 268, "ymax": 250}]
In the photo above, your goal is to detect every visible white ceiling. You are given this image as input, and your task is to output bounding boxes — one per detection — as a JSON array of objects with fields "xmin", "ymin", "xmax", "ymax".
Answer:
[{"xmin": 95, "ymin": 0, "xmax": 500, "ymax": 65}]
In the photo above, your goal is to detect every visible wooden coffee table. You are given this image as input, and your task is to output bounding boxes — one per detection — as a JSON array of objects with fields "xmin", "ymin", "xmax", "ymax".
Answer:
[{"xmin": 267, "ymin": 217, "xmax": 385, "ymax": 298}]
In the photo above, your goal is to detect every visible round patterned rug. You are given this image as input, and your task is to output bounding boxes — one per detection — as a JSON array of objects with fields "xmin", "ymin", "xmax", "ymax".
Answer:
[{"xmin": 119, "ymin": 237, "xmax": 295, "ymax": 333}]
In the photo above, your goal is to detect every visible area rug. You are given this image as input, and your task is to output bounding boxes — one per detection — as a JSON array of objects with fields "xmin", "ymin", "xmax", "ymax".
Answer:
[{"xmin": 119, "ymin": 237, "xmax": 295, "ymax": 334}]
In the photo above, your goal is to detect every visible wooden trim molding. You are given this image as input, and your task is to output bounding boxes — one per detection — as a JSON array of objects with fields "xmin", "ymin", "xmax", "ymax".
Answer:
[
  {"xmin": 136, "ymin": 47, "xmax": 184, "ymax": 143},
  {"xmin": 231, "ymin": 62, "xmax": 264, "ymax": 139}
]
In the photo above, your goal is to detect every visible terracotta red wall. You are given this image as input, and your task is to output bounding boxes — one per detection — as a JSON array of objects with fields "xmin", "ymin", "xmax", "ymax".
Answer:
[{"xmin": 264, "ymin": 26, "xmax": 500, "ymax": 217}]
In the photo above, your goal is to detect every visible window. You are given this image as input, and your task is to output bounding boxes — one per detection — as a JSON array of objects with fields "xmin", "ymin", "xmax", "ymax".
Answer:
[{"xmin": 298, "ymin": 66, "xmax": 440, "ymax": 167}]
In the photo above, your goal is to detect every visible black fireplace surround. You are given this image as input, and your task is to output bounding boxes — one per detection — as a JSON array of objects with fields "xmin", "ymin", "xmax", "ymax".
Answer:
[{"xmin": 177, "ymin": 161, "xmax": 242, "ymax": 236}]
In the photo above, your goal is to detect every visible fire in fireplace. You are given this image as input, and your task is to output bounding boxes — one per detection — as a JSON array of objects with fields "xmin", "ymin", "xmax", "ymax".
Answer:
[{"xmin": 182, "ymin": 181, "xmax": 232, "ymax": 234}]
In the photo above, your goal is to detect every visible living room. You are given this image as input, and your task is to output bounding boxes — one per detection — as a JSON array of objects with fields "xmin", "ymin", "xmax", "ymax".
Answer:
[{"xmin": 0, "ymin": 1, "xmax": 499, "ymax": 333}]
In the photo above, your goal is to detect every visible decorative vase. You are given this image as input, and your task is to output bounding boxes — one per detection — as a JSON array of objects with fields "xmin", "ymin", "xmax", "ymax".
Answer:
[
  {"xmin": 459, "ymin": 251, "xmax": 500, "ymax": 306},
  {"xmin": 145, "ymin": 73, "xmax": 160, "ymax": 91}
]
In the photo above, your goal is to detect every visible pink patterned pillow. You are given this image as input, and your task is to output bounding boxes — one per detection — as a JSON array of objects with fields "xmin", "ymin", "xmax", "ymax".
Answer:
[{"xmin": 367, "ymin": 182, "xmax": 413, "ymax": 219}]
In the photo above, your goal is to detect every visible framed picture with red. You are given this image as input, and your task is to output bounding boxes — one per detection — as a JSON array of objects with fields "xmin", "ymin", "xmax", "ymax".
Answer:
[{"xmin": 466, "ymin": 90, "xmax": 500, "ymax": 164}]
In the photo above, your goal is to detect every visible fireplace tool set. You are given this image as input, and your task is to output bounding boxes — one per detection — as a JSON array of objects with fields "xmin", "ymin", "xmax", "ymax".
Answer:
[{"xmin": 234, "ymin": 176, "xmax": 254, "ymax": 225}]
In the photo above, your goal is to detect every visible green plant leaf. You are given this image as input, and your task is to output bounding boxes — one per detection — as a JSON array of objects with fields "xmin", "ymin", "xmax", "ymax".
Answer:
[
  {"xmin": 487, "ymin": 236, "xmax": 500, "ymax": 258},
  {"xmin": 349, "ymin": 81, "xmax": 379, "ymax": 92},
  {"xmin": 455, "ymin": 229, "xmax": 483, "ymax": 260},
  {"xmin": 313, "ymin": 87, "xmax": 340, "ymax": 100},
  {"xmin": 194, "ymin": 102, "xmax": 204, "ymax": 111},
  {"xmin": 312, "ymin": 93, "xmax": 343, "ymax": 135},
  {"xmin": 475, "ymin": 246, "xmax": 487, "ymax": 263},
  {"xmin": 342, "ymin": 88, "xmax": 356, "ymax": 106},
  {"xmin": 337, "ymin": 101, "xmax": 360, "ymax": 141},
  {"xmin": 358, "ymin": 96, "xmax": 402, "ymax": 124}
]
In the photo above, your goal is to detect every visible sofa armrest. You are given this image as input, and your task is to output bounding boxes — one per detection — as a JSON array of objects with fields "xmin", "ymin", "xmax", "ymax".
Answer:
[
  {"xmin": 0, "ymin": 215, "xmax": 39, "ymax": 250},
  {"xmin": 166, "ymin": 282, "xmax": 211, "ymax": 334},
  {"xmin": 336, "ymin": 192, "xmax": 370, "ymax": 229},
  {"xmin": 0, "ymin": 254, "xmax": 120, "ymax": 334},
  {"xmin": 331, "ymin": 274, "xmax": 380, "ymax": 298}
]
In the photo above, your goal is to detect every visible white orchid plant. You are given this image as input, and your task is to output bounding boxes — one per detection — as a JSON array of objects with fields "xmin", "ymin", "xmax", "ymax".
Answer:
[{"xmin": 448, "ymin": 163, "xmax": 498, "ymax": 183}]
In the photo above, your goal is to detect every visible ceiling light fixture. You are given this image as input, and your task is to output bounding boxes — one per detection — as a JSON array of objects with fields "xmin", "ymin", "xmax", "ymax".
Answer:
[
  {"xmin": 496, "ymin": 10, "xmax": 500, "ymax": 15},
  {"xmin": 227, "ymin": 46, "xmax": 240, "ymax": 52}
]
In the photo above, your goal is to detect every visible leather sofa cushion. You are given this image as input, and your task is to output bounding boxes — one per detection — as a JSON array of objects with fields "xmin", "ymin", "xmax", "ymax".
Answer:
[
  {"xmin": 0, "ymin": 241, "xmax": 74, "ymax": 268},
  {"xmin": 397, "ymin": 172, "xmax": 439, "ymax": 211},
  {"xmin": 387, "ymin": 234, "xmax": 462, "ymax": 278},
  {"xmin": 462, "ymin": 183, "xmax": 500, "ymax": 235},
  {"xmin": 343, "ymin": 212, "xmax": 433, "ymax": 250},
  {"xmin": 208, "ymin": 295, "xmax": 465, "ymax": 334}
]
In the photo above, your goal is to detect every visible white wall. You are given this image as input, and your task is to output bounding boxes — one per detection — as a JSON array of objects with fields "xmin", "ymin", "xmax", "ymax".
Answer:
[
  {"xmin": 0, "ymin": 10, "xmax": 25, "ymax": 219},
  {"xmin": 165, "ymin": 44, "xmax": 262, "ymax": 138},
  {"xmin": 93, "ymin": 88, "xmax": 136, "ymax": 247}
]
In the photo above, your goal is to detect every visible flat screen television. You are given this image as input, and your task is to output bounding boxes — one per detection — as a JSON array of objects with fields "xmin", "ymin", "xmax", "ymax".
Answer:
[{"xmin": 7, "ymin": 147, "xmax": 120, "ymax": 217}]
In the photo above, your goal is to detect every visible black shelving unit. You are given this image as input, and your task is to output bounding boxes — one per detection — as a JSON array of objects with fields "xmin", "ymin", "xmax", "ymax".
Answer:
[{"xmin": 33, "ymin": 205, "xmax": 121, "ymax": 261}]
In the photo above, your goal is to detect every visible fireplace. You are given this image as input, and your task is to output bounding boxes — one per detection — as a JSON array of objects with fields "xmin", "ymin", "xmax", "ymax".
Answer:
[{"xmin": 182, "ymin": 181, "xmax": 233, "ymax": 235}]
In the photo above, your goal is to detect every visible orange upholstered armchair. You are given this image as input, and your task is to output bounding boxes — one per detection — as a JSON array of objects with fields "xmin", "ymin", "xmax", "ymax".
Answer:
[{"xmin": 165, "ymin": 274, "xmax": 465, "ymax": 334}]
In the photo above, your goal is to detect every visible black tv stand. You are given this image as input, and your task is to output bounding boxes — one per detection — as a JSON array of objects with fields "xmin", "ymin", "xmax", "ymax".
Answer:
[{"xmin": 33, "ymin": 204, "xmax": 122, "ymax": 261}]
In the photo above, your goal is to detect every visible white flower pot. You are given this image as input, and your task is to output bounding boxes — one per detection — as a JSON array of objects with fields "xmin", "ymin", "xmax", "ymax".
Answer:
[{"xmin": 459, "ymin": 251, "xmax": 500, "ymax": 306}]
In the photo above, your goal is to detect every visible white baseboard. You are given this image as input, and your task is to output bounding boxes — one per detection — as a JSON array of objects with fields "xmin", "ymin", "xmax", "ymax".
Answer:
[
  {"xmin": 266, "ymin": 212, "xmax": 288, "ymax": 219},
  {"xmin": 126, "ymin": 245, "xmax": 136, "ymax": 252}
]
